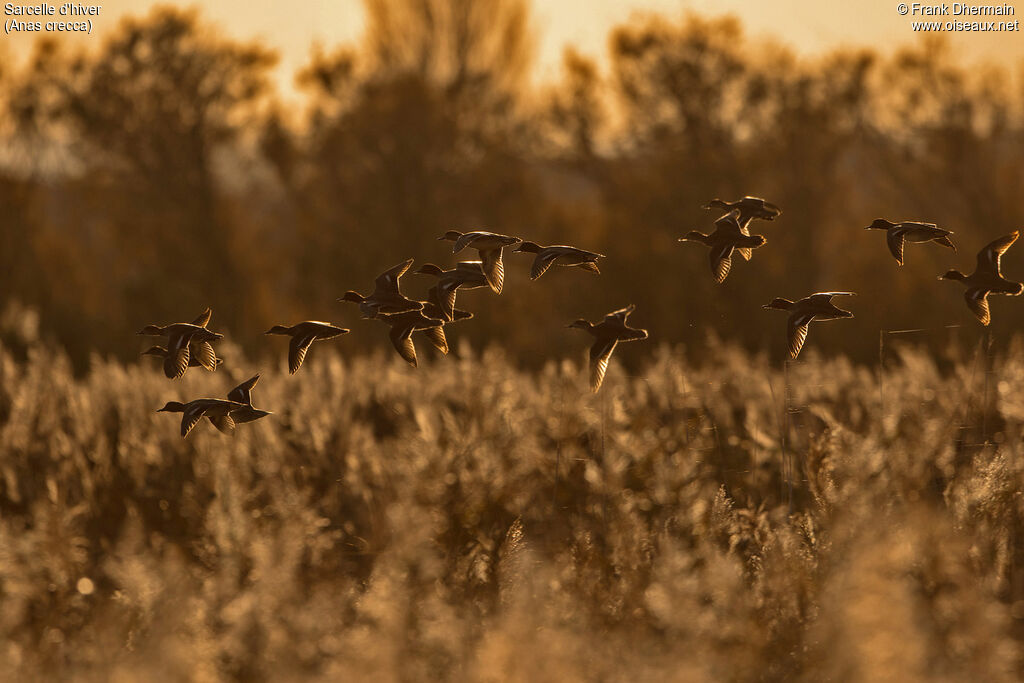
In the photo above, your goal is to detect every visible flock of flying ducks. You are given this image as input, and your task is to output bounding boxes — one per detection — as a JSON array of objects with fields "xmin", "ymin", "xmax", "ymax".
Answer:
[{"xmin": 140, "ymin": 200, "xmax": 1022, "ymax": 438}]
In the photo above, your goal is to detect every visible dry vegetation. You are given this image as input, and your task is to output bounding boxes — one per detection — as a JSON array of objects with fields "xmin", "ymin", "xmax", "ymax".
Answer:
[{"xmin": 3, "ymin": 308, "xmax": 1024, "ymax": 681}]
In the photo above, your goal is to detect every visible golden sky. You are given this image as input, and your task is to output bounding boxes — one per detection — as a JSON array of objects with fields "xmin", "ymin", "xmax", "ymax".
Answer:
[{"xmin": 4, "ymin": 0, "xmax": 1023, "ymax": 89}]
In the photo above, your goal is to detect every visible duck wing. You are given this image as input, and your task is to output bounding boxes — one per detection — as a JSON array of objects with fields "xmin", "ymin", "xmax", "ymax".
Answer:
[
  {"xmin": 576, "ymin": 260, "xmax": 601, "ymax": 274},
  {"xmin": 288, "ymin": 333, "xmax": 317, "ymax": 374},
  {"xmin": 191, "ymin": 307, "xmax": 212, "ymax": 327},
  {"xmin": 479, "ymin": 248, "xmax": 505, "ymax": 294},
  {"xmin": 886, "ymin": 229, "xmax": 906, "ymax": 266},
  {"xmin": 422, "ymin": 325, "xmax": 449, "ymax": 355},
  {"xmin": 530, "ymin": 250, "xmax": 560, "ymax": 280},
  {"xmin": 181, "ymin": 402, "xmax": 212, "ymax": 438},
  {"xmin": 207, "ymin": 415, "xmax": 237, "ymax": 435},
  {"xmin": 935, "ymin": 235, "xmax": 957, "ymax": 252},
  {"xmin": 805, "ymin": 292, "xmax": 856, "ymax": 306},
  {"xmin": 964, "ymin": 287, "xmax": 992, "ymax": 325},
  {"xmin": 453, "ymin": 232, "xmax": 479, "ymax": 254},
  {"xmin": 388, "ymin": 322, "xmax": 419, "ymax": 367},
  {"xmin": 604, "ymin": 304, "xmax": 636, "ymax": 325},
  {"xmin": 977, "ymin": 231, "xmax": 1018, "ymax": 275},
  {"xmin": 375, "ymin": 259, "xmax": 414, "ymax": 292},
  {"xmin": 735, "ymin": 215, "xmax": 754, "ymax": 262},
  {"xmin": 227, "ymin": 374, "xmax": 260, "ymax": 405},
  {"xmin": 589, "ymin": 337, "xmax": 619, "ymax": 393},
  {"xmin": 618, "ymin": 326, "xmax": 649, "ymax": 342},
  {"xmin": 787, "ymin": 312, "xmax": 815, "ymax": 359},
  {"xmin": 435, "ymin": 281, "xmax": 459, "ymax": 320},
  {"xmin": 709, "ymin": 242, "xmax": 734, "ymax": 283},
  {"xmin": 713, "ymin": 211, "xmax": 745, "ymax": 237},
  {"xmin": 189, "ymin": 340, "xmax": 219, "ymax": 371},
  {"xmin": 164, "ymin": 333, "xmax": 191, "ymax": 379}
]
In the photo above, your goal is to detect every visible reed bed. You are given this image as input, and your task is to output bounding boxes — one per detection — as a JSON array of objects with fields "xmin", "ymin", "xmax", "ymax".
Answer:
[{"xmin": 2, "ymin": 333, "xmax": 1024, "ymax": 681}]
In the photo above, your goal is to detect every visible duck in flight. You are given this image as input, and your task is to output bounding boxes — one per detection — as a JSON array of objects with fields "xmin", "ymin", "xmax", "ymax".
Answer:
[
  {"xmin": 414, "ymin": 261, "xmax": 489, "ymax": 320},
  {"xmin": 513, "ymin": 241, "xmax": 605, "ymax": 280},
  {"xmin": 865, "ymin": 218, "xmax": 956, "ymax": 266},
  {"xmin": 338, "ymin": 259, "xmax": 424, "ymax": 318},
  {"xmin": 567, "ymin": 304, "xmax": 648, "ymax": 393},
  {"xmin": 938, "ymin": 230, "xmax": 1022, "ymax": 325},
  {"xmin": 157, "ymin": 398, "xmax": 247, "ymax": 438},
  {"xmin": 437, "ymin": 230, "xmax": 522, "ymax": 294},
  {"xmin": 702, "ymin": 196, "xmax": 781, "ymax": 261},
  {"xmin": 678, "ymin": 211, "xmax": 767, "ymax": 283},
  {"xmin": 265, "ymin": 321, "xmax": 350, "ymax": 374},
  {"xmin": 762, "ymin": 292, "xmax": 855, "ymax": 359},
  {"xmin": 137, "ymin": 307, "xmax": 223, "ymax": 379},
  {"xmin": 375, "ymin": 309, "xmax": 447, "ymax": 367}
]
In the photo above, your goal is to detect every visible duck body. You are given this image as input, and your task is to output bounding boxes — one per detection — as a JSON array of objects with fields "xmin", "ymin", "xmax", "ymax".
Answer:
[
  {"xmin": 865, "ymin": 218, "xmax": 956, "ymax": 265},
  {"xmin": 763, "ymin": 292, "xmax": 855, "ymax": 359},
  {"xmin": 266, "ymin": 321, "xmax": 350, "ymax": 374},
  {"xmin": 703, "ymin": 196, "xmax": 782, "ymax": 223},
  {"xmin": 568, "ymin": 304, "xmax": 648, "ymax": 392},
  {"xmin": 939, "ymin": 230, "xmax": 1022, "ymax": 325},
  {"xmin": 514, "ymin": 242, "xmax": 605, "ymax": 280},
  {"xmin": 338, "ymin": 259, "xmax": 423, "ymax": 318},
  {"xmin": 438, "ymin": 231, "xmax": 522, "ymax": 294},
  {"xmin": 157, "ymin": 398, "xmax": 247, "ymax": 438},
  {"xmin": 679, "ymin": 212, "xmax": 767, "ymax": 283}
]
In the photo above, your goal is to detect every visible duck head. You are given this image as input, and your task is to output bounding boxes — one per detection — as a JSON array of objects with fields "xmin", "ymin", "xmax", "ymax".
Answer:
[
  {"xmin": 137, "ymin": 324, "xmax": 165, "ymax": 336},
  {"xmin": 438, "ymin": 231, "xmax": 463, "ymax": 242},
  {"xmin": 762, "ymin": 298, "xmax": 795, "ymax": 311},
  {"xmin": 865, "ymin": 218, "xmax": 897, "ymax": 230},
  {"xmin": 938, "ymin": 269, "xmax": 966, "ymax": 282},
  {"xmin": 566, "ymin": 319, "xmax": 594, "ymax": 331},
  {"xmin": 140, "ymin": 346, "xmax": 167, "ymax": 357},
  {"xmin": 265, "ymin": 325, "xmax": 293, "ymax": 335},
  {"xmin": 514, "ymin": 241, "xmax": 543, "ymax": 254},
  {"xmin": 414, "ymin": 263, "xmax": 446, "ymax": 277},
  {"xmin": 337, "ymin": 291, "xmax": 366, "ymax": 304},
  {"xmin": 157, "ymin": 401, "xmax": 186, "ymax": 413}
]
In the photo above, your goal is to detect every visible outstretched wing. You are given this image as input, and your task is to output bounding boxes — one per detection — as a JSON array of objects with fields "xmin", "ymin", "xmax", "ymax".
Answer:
[
  {"xmin": 709, "ymin": 243, "xmax": 734, "ymax": 283},
  {"xmin": 436, "ymin": 282, "xmax": 459, "ymax": 320},
  {"xmin": 576, "ymin": 260, "xmax": 601, "ymax": 274},
  {"xmin": 181, "ymin": 403, "xmax": 208, "ymax": 438},
  {"xmin": 886, "ymin": 230, "xmax": 906, "ymax": 266},
  {"xmin": 713, "ymin": 211, "xmax": 744, "ymax": 237},
  {"xmin": 164, "ymin": 337, "xmax": 190, "ymax": 379},
  {"xmin": 227, "ymin": 374, "xmax": 260, "ymax": 405},
  {"xmin": 604, "ymin": 304, "xmax": 636, "ymax": 325},
  {"xmin": 977, "ymin": 231, "xmax": 1019, "ymax": 275},
  {"xmin": 736, "ymin": 215, "xmax": 754, "ymax": 261},
  {"xmin": 388, "ymin": 323, "xmax": 419, "ymax": 367},
  {"xmin": 288, "ymin": 334, "xmax": 317, "ymax": 374},
  {"xmin": 208, "ymin": 415, "xmax": 237, "ymax": 435},
  {"xmin": 807, "ymin": 292, "xmax": 856, "ymax": 305},
  {"xmin": 480, "ymin": 248, "xmax": 505, "ymax": 294},
  {"xmin": 375, "ymin": 259, "xmax": 414, "ymax": 291},
  {"xmin": 191, "ymin": 307, "xmax": 212, "ymax": 327},
  {"xmin": 787, "ymin": 312, "xmax": 814, "ymax": 359},
  {"xmin": 964, "ymin": 287, "xmax": 992, "ymax": 326},
  {"xmin": 589, "ymin": 338, "xmax": 619, "ymax": 393},
  {"xmin": 190, "ymin": 340, "xmax": 218, "ymax": 371},
  {"xmin": 422, "ymin": 325, "xmax": 449, "ymax": 354},
  {"xmin": 530, "ymin": 251, "xmax": 560, "ymax": 280}
]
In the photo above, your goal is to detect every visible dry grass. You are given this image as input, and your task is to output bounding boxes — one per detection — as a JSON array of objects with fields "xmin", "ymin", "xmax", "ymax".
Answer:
[{"xmin": 2, "ymin": 322, "xmax": 1024, "ymax": 681}]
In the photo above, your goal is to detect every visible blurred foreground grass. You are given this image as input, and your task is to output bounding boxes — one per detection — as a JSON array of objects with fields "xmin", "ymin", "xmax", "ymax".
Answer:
[{"xmin": 3, "ymin": 323, "xmax": 1024, "ymax": 681}]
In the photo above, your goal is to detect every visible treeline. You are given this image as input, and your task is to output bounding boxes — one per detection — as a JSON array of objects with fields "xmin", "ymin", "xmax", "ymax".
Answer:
[{"xmin": 1, "ymin": 2, "xmax": 1022, "ymax": 369}]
